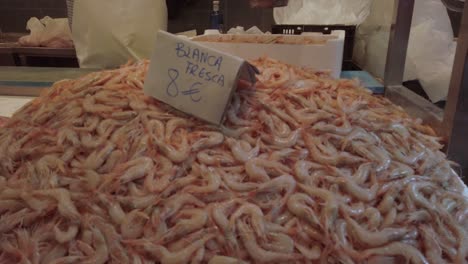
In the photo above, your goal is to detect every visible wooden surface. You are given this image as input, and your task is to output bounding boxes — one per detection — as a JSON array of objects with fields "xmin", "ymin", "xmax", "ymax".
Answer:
[{"xmin": 443, "ymin": 2, "xmax": 468, "ymax": 182}]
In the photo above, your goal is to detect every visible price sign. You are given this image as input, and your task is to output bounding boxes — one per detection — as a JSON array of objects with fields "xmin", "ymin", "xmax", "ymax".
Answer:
[{"xmin": 144, "ymin": 31, "xmax": 257, "ymax": 125}]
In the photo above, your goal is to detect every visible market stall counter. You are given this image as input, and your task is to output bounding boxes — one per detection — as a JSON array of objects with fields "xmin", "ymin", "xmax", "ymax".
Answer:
[{"xmin": 0, "ymin": 66, "xmax": 97, "ymax": 97}]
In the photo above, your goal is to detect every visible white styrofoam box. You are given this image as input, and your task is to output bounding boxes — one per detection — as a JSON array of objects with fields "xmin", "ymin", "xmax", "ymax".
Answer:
[{"xmin": 192, "ymin": 30, "xmax": 345, "ymax": 78}]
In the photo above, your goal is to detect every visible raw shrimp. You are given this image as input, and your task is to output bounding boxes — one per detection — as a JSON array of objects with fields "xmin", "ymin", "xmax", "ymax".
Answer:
[
  {"xmin": 145, "ymin": 119, "xmax": 165, "ymax": 138},
  {"xmin": 20, "ymin": 191, "xmax": 51, "ymax": 212},
  {"xmin": 87, "ymin": 216, "xmax": 131, "ymax": 263},
  {"xmin": 269, "ymin": 147, "xmax": 308, "ymax": 162},
  {"xmin": 129, "ymin": 233, "xmax": 215, "ymax": 264},
  {"xmin": 83, "ymin": 142, "xmax": 116, "ymax": 170},
  {"xmin": 360, "ymin": 242, "xmax": 430, "ymax": 264},
  {"xmin": 333, "ymin": 219, "xmax": 359, "ymax": 258},
  {"xmin": 419, "ymin": 225, "xmax": 445, "ymax": 264},
  {"xmin": 245, "ymin": 158, "xmax": 291, "ymax": 182},
  {"xmin": 258, "ymin": 110, "xmax": 291, "ymax": 138},
  {"xmin": 191, "ymin": 131, "xmax": 224, "ymax": 152},
  {"xmin": 98, "ymin": 194, "xmax": 125, "ymax": 225},
  {"xmin": 220, "ymin": 125, "xmax": 253, "ymax": 138},
  {"xmin": 111, "ymin": 110, "xmax": 137, "ymax": 120},
  {"xmin": 285, "ymin": 92, "xmax": 317, "ymax": 110},
  {"xmin": 33, "ymin": 188, "xmax": 80, "ymax": 220},
  {"xmin": 261, "ymin": 232, "xmax": 295, "ymax": 253},
  {"xmin": 363, "ymin": 207, "xmax": 383, "ymax": 230},
  {"xmin": 250, "ymin": 174, "xmax": 296, "ymax": 217},
  {"xmin": 57, "ymin": 128, "xmax": 80, "ymax": 146},
  {"xmin": 211, "ymin": 199, "xmax": 243, "ymax": 253},
  {"xmin": 226, "ymin": 138, "xmax": 260, "ymax": 163},
  {"xmin": 40, "ymin": 244, "xmax": 68, "ymax": 264},
  {"xmin": 293, "ymin": 160, "xmax": 323, "ymax": 182},
  {"xmin": 219, "ymin": 170, "xmax": 257, "ymax": 192},
  {"xmin": 345, "ymin": 216, "xmax": 409, "ymax": 247},
  {"xmin": 0, "ymin": 199, "xmax": 23, "ymax": 213},
  {"xmin": 153, "ymin": 135, "xmax": 190, "ymax": 163},
  {"xmin": 298, "ymin": 183, "xmax": 338, "ymax": 230},
  {"xmin": 377, "ymin": 187, "xmax": 398, "ymax": 214},
  {"xmin": 98, "ymin": 149, "xmax": 123, "ymax": 174},
  {"xmin": 1, "ymin": 57, "xmax": 467, "ymax": 263},
  {"xmin": 227, "ymin": 94, "xmax": 252, "ymax": 126},
  {"xmin": 229, "ymin": 203, "xmax": 266, "ymax": 241},
  {"xmin": 406, "ymin": 182, "xmax": 438, "ymax": 212},
  {"xmin": 295, "ymin": 242, "xmax": 321, "ymax": 260},
  {"xmin": 49, "ymin": 256, "xmax": 84, "ymax": 264},
  {"xmin": 197, "ymin": 149, "xmax": 236, "ymax": 166},
  {"xmin": 236, "ymin": 219, "xmax": 301, "ymax": 263},
  {"xmin": 159, "ymin": 209, "xmax": 208, "ymax": 244},
  {"xmin": 303, "ymin": 133, "xmax": 365, "ymax": 166},
  {"xmin": 350, "ymin": 141, "xmax": 391, "ymax": 172},
  {"xmin": 81, "ymin": 227, "xmax": 109, "ymax": 264},
  {"xmin": 208, "ymin": 255, "xmax": 247, "ymax": 264},
  {"xmin": 112, "ymin": 157, "xmax": 154, "ymax": 185},
  {"xmin": 287, "ymin": 193, "xmax": 321, "ymax": 227},
  {"xmin": 160, "ymin": 174, "xmax": 197, "ymax": 198},
  {"xmin": 257, "ymin": 67, "xmax": 290, "ymax": 88},
  {"xmin": 160, "ymin": 193, "xmax": 205, "ymax": 220},
  {"xmin": 83, "ymin": 95, "xmax": 114, "ymax": 113},
  {"xmin": 54, "ymin": 224, "xmax": 79, "ymax": 243},
  {"xmin": 396, "ymin": 210, "xmax": 431, "ymax": 224},
  {"xmin": 183, "ymin": 166, "xmax": 221, "ymax": 194},
  {"xmin": 118, "ymin": 194, "xmax": 160, "ymax": 209},
  {"xmin": 261, "ymin": 128, "xmax": 301, "ymax": 148},
  {"xmin": 329, "ymin": 176, "xmax": 378, "ymax": 202},
  {"xmin": 381, "ymin": 207, "xmax": 397, "ymax": 228},
  {"xmin": 259, "ymin": 99, "xmax": 299, "ymax": 127},
  {"xmin": 120, "ymin": 209, "xmax": 149, "ymax": 239},
  {"xmin": 284, "ymin": 101, "xmax": 332, "ymax": 126},
  {"xmin": 339, "ymin": 202, "xmax": 365, "ymax": 218}
]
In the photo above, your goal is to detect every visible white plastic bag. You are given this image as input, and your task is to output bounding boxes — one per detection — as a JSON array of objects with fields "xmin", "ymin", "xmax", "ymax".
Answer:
[
  {"xmin": 354, "ymin": 0, "xmax": 456, "ymax": 102},
  {"xmin": 406, "ymin": 20, "xmax": 456, "ymax": 102},
  {"xmin": 226, "ymin": 26, "xmax": 268, "ymax": 35},
  {"xmin": 71, "ymin": 0, "xmax": 167, "ymax": 69},
  {"xmin": 274, "ymin": 0, "xmax": 372, "ymax": 25},
  {"xmin": 18, "ymin": 16, "xmax": 73, "ymax": 48}
]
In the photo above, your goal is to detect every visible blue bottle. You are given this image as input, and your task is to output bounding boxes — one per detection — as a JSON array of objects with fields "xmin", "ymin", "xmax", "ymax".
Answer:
[{"xmin": 210, "ymin": 0, "xmax": 224, "ymax": 33}]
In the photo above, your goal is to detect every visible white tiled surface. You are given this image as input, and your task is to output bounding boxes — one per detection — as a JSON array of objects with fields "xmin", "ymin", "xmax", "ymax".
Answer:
[{"xmin": 0, "ymin": 96, "xmax": 34, "ymax": 117}]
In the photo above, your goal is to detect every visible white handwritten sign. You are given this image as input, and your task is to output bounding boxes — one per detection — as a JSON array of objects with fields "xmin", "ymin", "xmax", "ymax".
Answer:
[{"xmin": 144, "ymin": 31, "xmax": 257, "ymax": 124}]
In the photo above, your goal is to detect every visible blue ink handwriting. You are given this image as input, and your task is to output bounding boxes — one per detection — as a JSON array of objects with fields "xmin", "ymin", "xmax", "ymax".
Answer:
[
  {"xmin": 175, "ymin": 42, "xmax": 223, "ymax": 71},
  {"xmin": 167, "ymin": 68, "xmax": 179, "ymax": 97},
  {"xmin": 166, "ymin": 68, "xmax": 202, "ymax": 102},
  {"xmin": 181, "ymin": 82, "xmax": 202, "ymax": 102},
  {"xmin": 185, "ymin": 61, "xmax": 225, "ymax": 88}
]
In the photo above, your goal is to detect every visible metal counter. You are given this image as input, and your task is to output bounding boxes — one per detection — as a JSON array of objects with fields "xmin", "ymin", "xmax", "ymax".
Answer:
[
  {"xmin": 0, "ymin": 66, "xmax": 97, "ymax": 96},
  {"xmin": 0, "ymin": 43, "xmax": 78, "ymax": 67},
  {"xmin": 384, "ymin": 0, "xmax": 468, "ymax": 181}
]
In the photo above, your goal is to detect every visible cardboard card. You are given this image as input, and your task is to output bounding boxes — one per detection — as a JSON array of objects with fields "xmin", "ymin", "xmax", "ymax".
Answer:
[{"xmin": 144, "ymin": 30, "xmax": 257, "ymax": 125}]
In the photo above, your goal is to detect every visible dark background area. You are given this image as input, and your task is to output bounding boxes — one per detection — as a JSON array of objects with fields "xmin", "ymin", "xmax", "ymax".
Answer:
[{"xmin": 0, "ymin": 0, "xmax": 274, "ymax": 34}]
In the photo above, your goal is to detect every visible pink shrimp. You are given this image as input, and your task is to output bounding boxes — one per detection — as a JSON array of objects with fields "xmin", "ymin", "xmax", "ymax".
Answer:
[
  {"xmin": 237, "ymin": 218, "xmax": 302, "ymax": 262},
  {"xmin": 360, "ymin": 242, "xmax": 430, "ymax": 264}
]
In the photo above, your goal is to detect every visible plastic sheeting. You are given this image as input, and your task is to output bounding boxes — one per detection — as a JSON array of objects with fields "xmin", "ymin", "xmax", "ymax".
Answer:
[
  {"xmin": 71, "ymin": 0, "xmax": 167, "ymax": 69},
  {"xmin": 273, "ymin": 0, "xmax": 372, "ymax": 25},
  {"xmin": 18, "ymin": 16, "xmax": 73, "ymax": 48},
  {"xmin": 354, "ymin": 0, "xmax": 456, "ymax": 102}
]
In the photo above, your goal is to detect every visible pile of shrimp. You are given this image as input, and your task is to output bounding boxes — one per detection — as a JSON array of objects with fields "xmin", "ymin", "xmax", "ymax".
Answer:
[
  {"xmin": 0, "ymin": 116, "xmax": 9, "ymax": 127},
  {"xmin": 0, "ymin": 57, "xmax": 467, "ymax": 264}
]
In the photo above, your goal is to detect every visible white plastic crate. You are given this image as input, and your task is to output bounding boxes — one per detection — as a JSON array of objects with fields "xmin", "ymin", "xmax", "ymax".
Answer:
[{"xmin": 192, "ymin": 30, "xmax": 345, "ymax": 78}]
